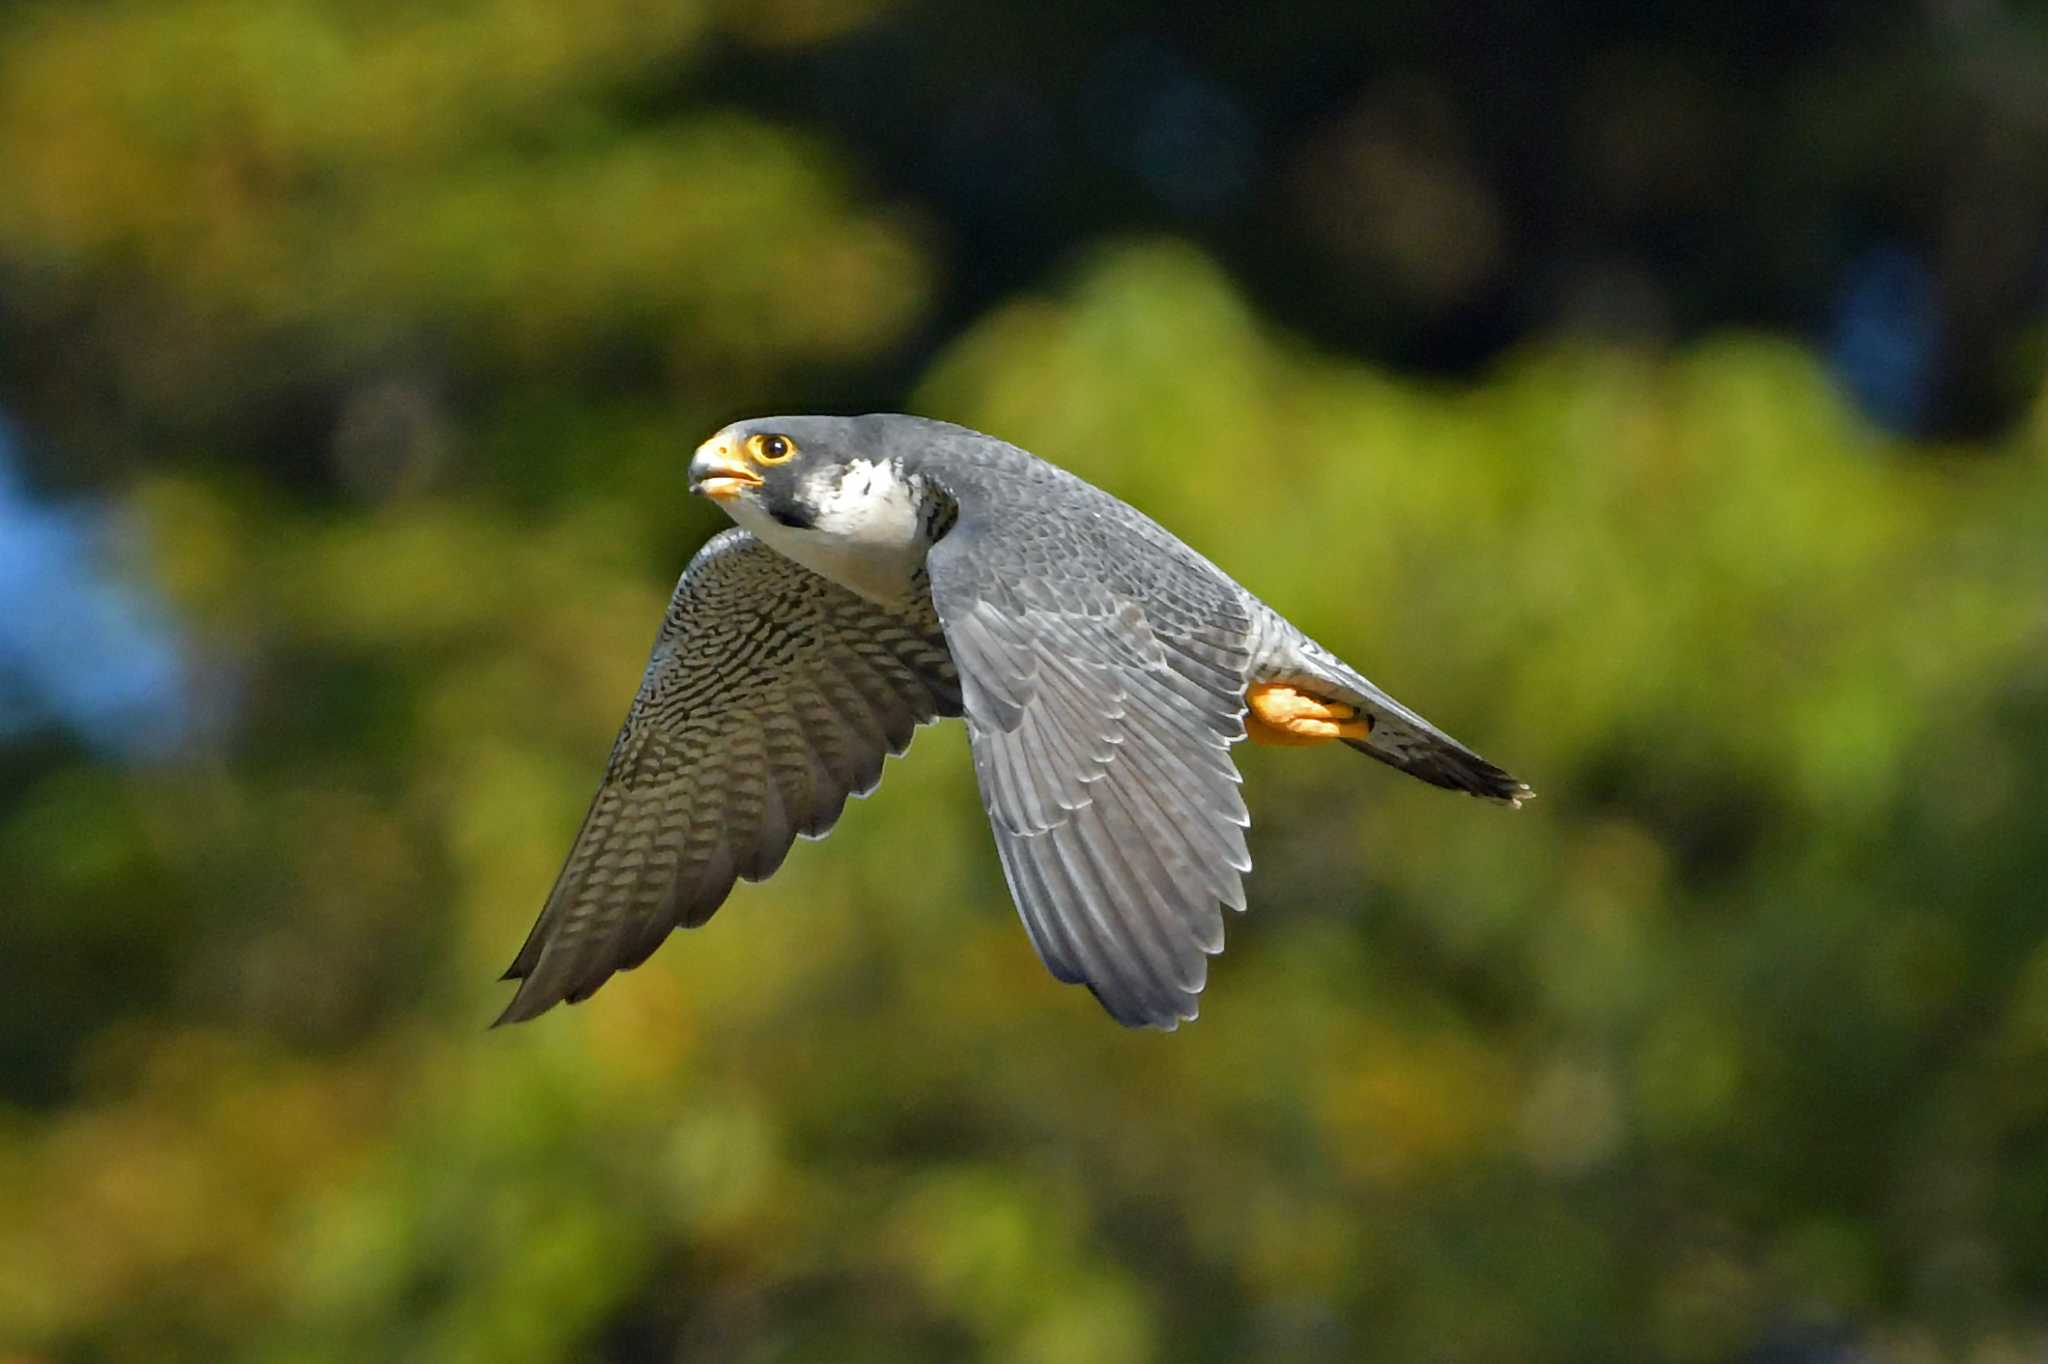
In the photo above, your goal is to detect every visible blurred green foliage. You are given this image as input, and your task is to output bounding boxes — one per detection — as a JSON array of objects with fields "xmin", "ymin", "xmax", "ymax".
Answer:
[{"xmin": 3, "ymin": 2, "xmax": 2048, "ymax": 1363}]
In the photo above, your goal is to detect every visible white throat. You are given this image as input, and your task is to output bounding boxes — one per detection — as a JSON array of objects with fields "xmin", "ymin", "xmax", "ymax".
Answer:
[{"xmin": 725, "ymin": 457, "xmax": 931, "ymax": 605}]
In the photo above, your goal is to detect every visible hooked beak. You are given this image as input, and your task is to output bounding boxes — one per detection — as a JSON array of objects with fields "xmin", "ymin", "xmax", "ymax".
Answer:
[{"xmin": 688, "ymin": 437, "xmax": 761, "ymax": 501}]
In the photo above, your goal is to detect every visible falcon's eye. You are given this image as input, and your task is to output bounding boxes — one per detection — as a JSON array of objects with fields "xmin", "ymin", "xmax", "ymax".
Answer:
[{"xmin": 750, "ymin": 433, "xmax": 796, "ymax": 464}]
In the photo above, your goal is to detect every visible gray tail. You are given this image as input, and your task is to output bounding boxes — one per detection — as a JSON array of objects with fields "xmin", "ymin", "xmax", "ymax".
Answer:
[
  {"xmin": 1289, "ymin": 648, "xmax": 1532, "ymax": 806},
  {"xmin": 1341, "ymin": 733, "xmax": 1531, "ymax": 806}
]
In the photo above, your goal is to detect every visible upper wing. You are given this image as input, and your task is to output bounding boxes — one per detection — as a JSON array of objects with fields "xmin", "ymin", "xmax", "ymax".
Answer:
[
  {"xmin": 496, "ymin": 529, "xmax": 959, "ymax": 1024},
  {"xmin": 925, "ymin": 504, "xmax": 1257, "ymax": 1029}
]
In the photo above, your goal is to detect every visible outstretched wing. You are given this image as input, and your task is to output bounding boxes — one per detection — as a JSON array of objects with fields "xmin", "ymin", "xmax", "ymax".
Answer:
[
  {"xmin": 496, "ymin": 529, "xmax": 959, "ymax": 1024},
  {"xmin": 925, "ymin": 500, "xmax": 1257, "ymax": 1030}
]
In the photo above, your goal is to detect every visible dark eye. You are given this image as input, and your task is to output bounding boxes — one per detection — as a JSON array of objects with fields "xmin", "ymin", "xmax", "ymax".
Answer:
[{"xmin": 752, "ymin": 433, "xmax": 795, "ymax": 464}]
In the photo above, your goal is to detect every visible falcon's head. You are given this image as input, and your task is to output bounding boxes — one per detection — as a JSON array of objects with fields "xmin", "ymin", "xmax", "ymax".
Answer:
[
  {"xmin": 688, "ymin": 415, "xmax": 915, "ymax": 530},
  {"xmin": 687, "ymin": 416, "xmax": 938, "ymax": 600}
]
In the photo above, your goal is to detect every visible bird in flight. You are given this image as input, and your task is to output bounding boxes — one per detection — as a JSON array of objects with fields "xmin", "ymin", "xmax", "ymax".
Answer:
[{"xmin": 498, "ymin": 415, "xmax": 1528, "ymax": 1029}]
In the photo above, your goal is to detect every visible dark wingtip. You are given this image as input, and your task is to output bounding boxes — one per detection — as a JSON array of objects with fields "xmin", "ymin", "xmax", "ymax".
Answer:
[{"xmin": 489, "ymin": 978, "xmax": 559, "ymax": 1028}]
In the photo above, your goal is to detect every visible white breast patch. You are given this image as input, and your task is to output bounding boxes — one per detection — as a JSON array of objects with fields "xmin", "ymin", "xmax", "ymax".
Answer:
[{"xmin": 725, "ymin": 458, "xmax": 932, "ymax": 605}]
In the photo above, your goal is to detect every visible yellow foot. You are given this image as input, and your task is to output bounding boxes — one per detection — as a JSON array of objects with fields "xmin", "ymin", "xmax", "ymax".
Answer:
[{"xmin": 1244, "ymin": 682, "xmax": 1375, "ymax": 748}]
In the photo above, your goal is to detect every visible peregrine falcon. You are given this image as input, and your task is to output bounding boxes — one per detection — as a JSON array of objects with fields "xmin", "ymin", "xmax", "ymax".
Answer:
[{"xmin": 497, "ymin": 414, "xmax": 1529, "ymax": 1029}]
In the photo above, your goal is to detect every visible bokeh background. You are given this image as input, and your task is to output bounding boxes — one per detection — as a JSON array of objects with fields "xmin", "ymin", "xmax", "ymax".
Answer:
[{"xmin": 4, "ymin": 2, "xmax": 2048, "ymax": 1361}]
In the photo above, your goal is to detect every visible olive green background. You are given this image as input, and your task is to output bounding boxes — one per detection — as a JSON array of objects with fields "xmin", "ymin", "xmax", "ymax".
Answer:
[{"xmin": 2, "ymin": 3, "xmax": 2046, "ymax": 1361}]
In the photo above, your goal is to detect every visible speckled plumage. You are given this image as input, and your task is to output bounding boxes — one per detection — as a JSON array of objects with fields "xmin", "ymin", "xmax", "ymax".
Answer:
[
  {"xmin": 499, "ymin": 414, "xmax": 1528, "ymax": 1029},
  {"xmin": 495, "ymin": 530, "xmax": 959, "ymax": 1022}
]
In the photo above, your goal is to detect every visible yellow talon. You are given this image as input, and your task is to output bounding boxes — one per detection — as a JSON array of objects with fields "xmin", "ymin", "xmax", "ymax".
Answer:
[{"xmin": 1244, "ymin": 682, "xmax": 1375, "ymax": 748}]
